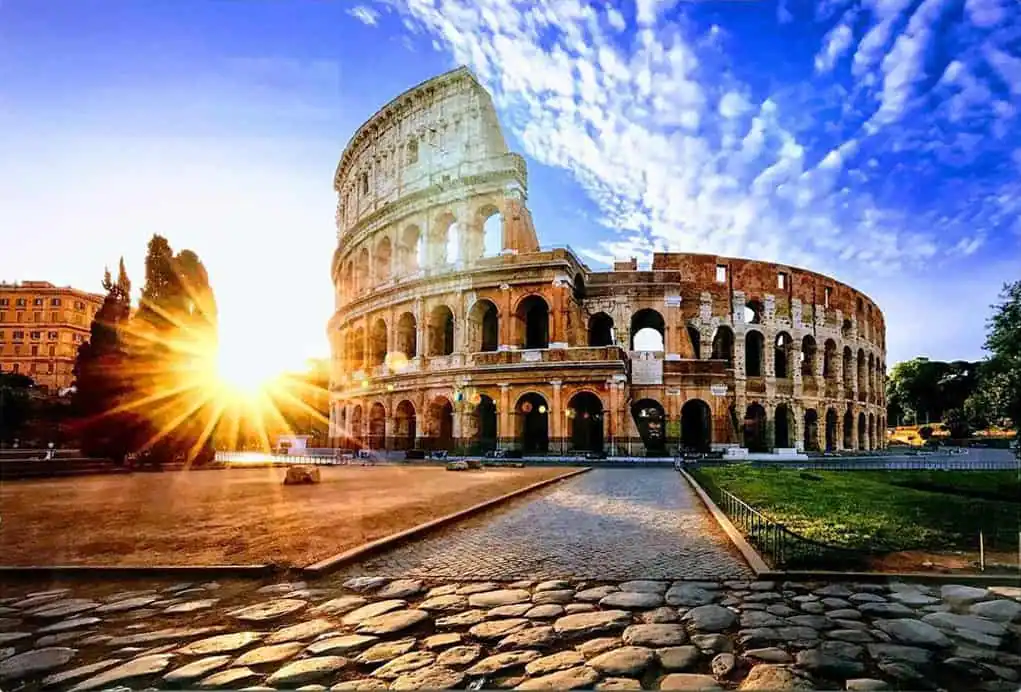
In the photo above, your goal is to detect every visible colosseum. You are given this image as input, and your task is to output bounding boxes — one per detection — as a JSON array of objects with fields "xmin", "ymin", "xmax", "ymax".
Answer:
[{"xmin": 327, "ymin": 67, "xmax": 887, "ymax": 457}]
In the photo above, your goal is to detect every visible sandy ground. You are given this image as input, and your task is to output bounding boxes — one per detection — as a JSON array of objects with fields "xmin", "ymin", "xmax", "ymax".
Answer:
[{"xmin": 0, "ymin": 466, "xmax": 574, "ymax": 567}]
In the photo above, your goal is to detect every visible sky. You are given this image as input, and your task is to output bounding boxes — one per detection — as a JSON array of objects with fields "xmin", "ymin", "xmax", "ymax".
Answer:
[{"xmin": 1, "ymin": 0, "xmax": 1019, "ymax": 372}]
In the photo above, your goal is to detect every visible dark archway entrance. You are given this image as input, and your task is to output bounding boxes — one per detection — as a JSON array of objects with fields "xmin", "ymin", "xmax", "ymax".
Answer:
[
  {"xmin": 516, "ymin": 393, "xmax": 549, "ymax": 454},
  {"xmin": 477, "ymin": 395, "xmax": 497, "ymax": 452},
  {"xmin": 368, "ymin": 402, "xmax": 386, "ymax": 450},
  {"xmin": 568, "ymin": 392, "xmax": 604, "ymax": 452},
  {"xmin": 681, "ymin": 399, "xmax": 712, "ymax": 453},
  {"xmin": 804, "ymin": 409, "xmax": 819, "ymax": 452},
  {"xmin": 745, "ymin": 331, "xmax": 764, "ymax": 376},
  {"xmin": 858, "ymin": 412, "xmax": 867, "ymax": 451},
  {"xmin": 631, "ymin": 398, "xmax": 666, "ymax": 456},
  {"xmin": 429, "ymin": 397, "xmax": 454, "ymax": 450},
  {"xmin": 518, "ymin": 296, "xmax": 550, "ymax": 349},
  {"xmin": 712, "ymin": 326, "xmax": 735, "ymax": 368},
  {"xmin": 825, "ymin": 408, "xmax": 838, "ymax": 451},
  {"xmin": 743, "ymin": 403, "xmax": 768, "ymax": 452},
  {"xmin": 395, "ymin": 400, "xmax": 416, "ymax": 450},
  {"xmin": 775, "ymin": 403, "xmax": 792, "ymax": 449},
  {"xmin": 470, "ymin": 300, "xmax": 499, "ymax": 353},
  {"xmin": 630, "ymin": 309, "xmax": 665, "ymax": 351},
  {"xmin": 843, "ymin": 410, "xmax": 853, "ymax": 450},
  {"xmin": 429, "ymin": 305, "xmax": 455, "ymax": 356},
  {"xmin": 588, "ymin": 312, "xmax": 614, "ymax": 347}
]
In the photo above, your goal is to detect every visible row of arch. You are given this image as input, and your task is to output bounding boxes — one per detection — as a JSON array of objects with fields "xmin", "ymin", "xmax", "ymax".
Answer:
[{"xmin": 338, "ymin": 209, "xmax": 504, "ymax": 298}]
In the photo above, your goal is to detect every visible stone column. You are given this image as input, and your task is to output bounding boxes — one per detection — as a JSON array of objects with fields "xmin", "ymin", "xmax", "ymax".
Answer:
[
  {"xmin": 835, "ymin": 413, "xmax": 844, "ymax": 451},
  {"xmin": 415, "ymin": 298, "xmax": 426, "ymax": 361},
  {"xmin": 499, "ymin": 383, "xmax": 511, "ymax": 450},
  {"xmin": 501, "ymin": 286, "xmax": 514, "ymax": 348},
  {"xmin": 550, "ymin": 380, "xmax": 563, "ymax": 451}
]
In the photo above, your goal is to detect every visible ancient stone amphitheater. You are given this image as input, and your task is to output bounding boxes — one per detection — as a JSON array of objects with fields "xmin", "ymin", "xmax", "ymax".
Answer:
[{"xmin": 327, "ymin": 67, "xmax": 886, "ymax": 456}]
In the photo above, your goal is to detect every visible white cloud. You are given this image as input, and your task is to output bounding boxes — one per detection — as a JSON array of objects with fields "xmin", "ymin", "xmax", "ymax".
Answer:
[
  {"xmin": 965, "ymin": 0, "xmax": 1007, "ymax": 27},
  {"xmin": 348, "ymin": 5, "xmax": 380, "ymax": 26},
  {"xmin": 983, "ymin": 43, "xmax": 1021, "ymax": 96},
  {"xmin": 815, "ymin": 22, "xmax": 853, "ymax": 73}
]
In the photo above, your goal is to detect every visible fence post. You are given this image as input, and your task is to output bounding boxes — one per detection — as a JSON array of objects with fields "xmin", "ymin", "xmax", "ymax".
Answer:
[{"xmin": 979, "ymin": 531, "xmax": 985, "ymax": 572}]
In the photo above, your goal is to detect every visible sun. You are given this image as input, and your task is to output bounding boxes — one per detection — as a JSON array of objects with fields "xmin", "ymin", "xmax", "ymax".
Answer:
[{"xmin": 213, "ymin": 343, "xmax": 281, "ymax": 397}]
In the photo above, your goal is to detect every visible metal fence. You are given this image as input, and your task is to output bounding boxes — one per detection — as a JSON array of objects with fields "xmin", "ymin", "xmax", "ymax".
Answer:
[
  {"xmin": 763, "ymin": 457, "xmax": 1020, "ymax": 471},
  {"xmin": 214, "ymin": 451, "xmax": 341, "ymax": 466}
]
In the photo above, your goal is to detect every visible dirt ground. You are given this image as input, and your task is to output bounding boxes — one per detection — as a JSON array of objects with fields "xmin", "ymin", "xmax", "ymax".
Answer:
[
  {"xmin": 870, "ymin": 549, "xmax": 1020, "ymax": 575},
  {"xmin": 0, "ymin": 466, "xmax": 575, "ymax": 568}
]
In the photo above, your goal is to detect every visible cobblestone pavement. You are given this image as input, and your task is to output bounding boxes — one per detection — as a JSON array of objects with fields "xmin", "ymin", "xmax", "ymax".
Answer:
[
  {"xmin": 338, "ymin": 468, "xmax": 752, "ymax": 581},
  {"xmin": 1, "ymin": 575, "xmax": 1019, "ymax": 690}
]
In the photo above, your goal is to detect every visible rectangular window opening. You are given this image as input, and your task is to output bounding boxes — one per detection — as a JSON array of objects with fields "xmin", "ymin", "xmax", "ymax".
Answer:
[
  {"xmin": 777, "ymin": 272, "xmax": 787, "ymax": 290},
  {"xmin": 715, "ymin": 265, "xmax": 727, "ymax": 283},
  {"xmin": 824, "ymin": 287, "xmax": 832, "ymax": 308}
]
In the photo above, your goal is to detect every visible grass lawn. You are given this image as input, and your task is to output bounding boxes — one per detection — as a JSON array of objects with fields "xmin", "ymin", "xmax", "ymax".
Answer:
[
  {"xmin": 0, "ymin": 465, "xmax": 576, "ymax": 568},
  {"xmin": 693, "ymin": 465, "xmax": 1020, "ymax": 553}
]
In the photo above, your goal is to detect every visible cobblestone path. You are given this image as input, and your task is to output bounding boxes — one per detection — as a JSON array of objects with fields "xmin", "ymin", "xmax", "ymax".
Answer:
[{"xmin": 338, "ymin": 468, "xmax": 753, "ymax": 580}]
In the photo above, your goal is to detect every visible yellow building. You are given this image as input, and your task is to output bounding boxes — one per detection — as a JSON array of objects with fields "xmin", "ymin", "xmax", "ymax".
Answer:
[{"xmin": 0, "ymin": 281, "xmax": 105, "ymax": 394}]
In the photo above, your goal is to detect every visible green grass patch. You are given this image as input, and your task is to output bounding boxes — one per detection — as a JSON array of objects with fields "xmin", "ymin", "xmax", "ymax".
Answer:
[{"xmin": 693, "ymin": 466, "xmax": 1020, "ymax": 552}]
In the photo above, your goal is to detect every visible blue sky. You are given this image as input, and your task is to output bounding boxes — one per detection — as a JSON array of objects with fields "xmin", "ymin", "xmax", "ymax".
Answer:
[{"xmin": 1, "ymin": 0, "xmax": 1019, "ymax": 372}]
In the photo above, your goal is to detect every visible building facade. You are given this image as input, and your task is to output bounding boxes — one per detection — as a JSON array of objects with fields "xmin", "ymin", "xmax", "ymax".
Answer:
[
  {"xmin": 327, "ymin": 67, "xmax": 886, "ymax": 455},
  {"xmin": 0, "ymin": 281, "xmax": 104, "ymax": 393}
]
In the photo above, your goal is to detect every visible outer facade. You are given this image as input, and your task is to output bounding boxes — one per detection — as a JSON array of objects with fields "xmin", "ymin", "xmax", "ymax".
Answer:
[
  {"xmin": 327, "ymin": 68, "xmax": 886, "ymax": 455},
  {"xmin": 0, "ymin": 281, "xmax": 104, "ymax": 394}
]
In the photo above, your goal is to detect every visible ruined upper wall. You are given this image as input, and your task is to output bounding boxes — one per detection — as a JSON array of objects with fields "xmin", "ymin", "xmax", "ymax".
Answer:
[{"xmin": 333, "ymin": 67, "xmax": 526, "ymax": 236}]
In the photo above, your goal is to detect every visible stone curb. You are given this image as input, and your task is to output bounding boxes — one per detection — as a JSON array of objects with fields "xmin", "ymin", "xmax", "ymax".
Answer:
[
  {"xmin": 303, "ymin": 467, "xmax": 592, "ymax": 576},
  {"xmin": 678, "ymin": 468, "xmax": 771, "ymax": 574},
  {"xmin": 0, "ymin": 564, "xmax": 276, "ymax": 581}
]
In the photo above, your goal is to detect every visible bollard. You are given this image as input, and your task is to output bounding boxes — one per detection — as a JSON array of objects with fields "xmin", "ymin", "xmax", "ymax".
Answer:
[{"xmin": 979, "ymin": 531, "xmax": 985, "ymax": 572}]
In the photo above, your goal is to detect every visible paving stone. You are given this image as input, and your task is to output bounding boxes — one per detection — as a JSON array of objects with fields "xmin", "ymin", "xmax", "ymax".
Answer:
[
  {"xmin": 858, "ymin": 602, "xmax": 915, "ymax": 618},
  {"xmin": 565, "ymin": 603, "xmax": 597, "ymax": 614},
  {"xmin": 848, "ymin": 593, "xmax": 886, "ymax": 604},
  {"xmin": 163, "ymin": 655, "xmax": 232, "ymax": 683},
  {"xmin": 436, "ymin": 645, "xmax": 482, "ymax": 667},
  {"xmin": 456, "ymin": 582, "xmax": 501, "ymax": 595},
  {"xmin": 265, "ymin": 619, "xmax": 336, "ymax": 645},
  {"xmin": 814, "ymin": 585, "xmax": 852, "ymax": 598},
  {"xmin": 767, "ymin": 604, "xmax": 797, "ymax": 617},
  {"xmin": 845, "ymin": 679, "xmax": 890, "ymax": 691},
  {"xmin": 689, "ymin": 633, "xmax": 732, "ymax": 653},
  {"xmin": 95, "ymin": 596, "xmax": 159, "ymax": 614},
  {"xmin": 799, "ymin": 601, "xmax": 826, "ymax": 614},
  {"xmin": 11, "ymin": 593, "xmax": 68, "ymax": 610},
  {"xmin": 434, "ymin": 609, "xmax": 486, "ymax": 628},
  {"xmin": 266, "ymin": 656, "xmax": 348, "ymax": 686},
  {"xmin": 467, "ymin": 649, "xmax": 541, "ymax": 675},
  {"xmin": 391, "ymin": 664, "xmax": 465, "ymax": 690},
  {"xmin": 866, "ymin": 643, "xmax": 934, "ymax": 665},
  {"xmin": 341, "ymin": 600, "xmax": 408, "ymax": 626},
  {"xmin": 233, "ymin": 642, "xmax": 305, "ymax": 667},
  {"xmin": 576, "ymin": 637, "xmax": 621, "ymax": 658},
  {"xmin": 819, "ymin": 597, "xmax": 852, "ymax": 609},
  {"xmin": 659, "ymin": 673, "xmax": 723, "ymax": 690},
  {"xmin": 942, "ymin": 585, "xmax": 992, "ymax": 608},
  {"xmin": 107, "ymin": 625, "xmax": 227, "ymax": 648},
  {"xmin": 356, "ymin": 609, "xmax": 430, "ymax": 635},
  {"xmin": 665, "ymin": 585, "xmax": 715, "ymax": 607},
  {"xmin": 589, "ymin": 646, "xmax": 655, "ymax": 676},
  {"xmin": 469, "ymin": 618, "xmax": 530, "ymax": 640},
  {"xmin": 36, "ymin": 631, "xmax": 90, "ymax": 647},
  {"xmin": 259, "ymin": 582, "xmax": 307, "ymax": 595},
  {"xmin": 874, "ymin": 618, "xmax": 952, "ymax": 648},
  {"xmin": 741, "ymin": 611, "xmax": 786, "ymax": 628},
  {"xmin": 489, "ymin": 604, "xmax": 534, "ymax": 618},
  {"xmin": 744, "ymin": 592, "xmax": 784, "ymax": 603},
  {"xmin": 468, "ymin": 589, "xmax": 532, "ymax": 608},
  {"xmin": 743, "ymin": 647, "xmax": 791, "ymax": 663},
  {"xmin": 683, "ymin": 605, "xmax": 736, "ymax": 632},
  {"xmin": 516, "ymin": 664, "xmax": 600, "ymax": 689},
  {"xmin": 164, "ymin": 599, "xmax": 219, "ymax": 614},
  {"xmin": 876, "ymin": 661, "xmax": 929, "ymax": 686},
  {"xmin": 0, "ymin": 617, "xmax": 19, "ymax": 629},
  {"xmin": 36, "ymin": 617, "xmax": 100, "ymax": 634},
  {"xmin": 343, "ymin": 577, "xmax": 387, "ymax": 592},
  {"xmin": 738, "ymin": 664, "xmax": 815, "ymax": 690},
  {"xmin": 795, "ymin": 648, "xmax": 864, "ymax": 678},
  {"xmin": 331, "ymin": 677, "xmax": 390, "ymax": 690},
  {"xmin": 229, "ymin": 598, "xmax": 307, "ymax": 622},
  {"xmin": 30, "ymin": 600, "xmax": 99, "ymax": 619},
  {"xmin": 921, "ymin": 611, "xmax": 1007, "ymax": 636},
  {"xmin": 576, "ymin": 586, "xmax": 619, "ymax": 602},
  {"xmin": 828, "ymin": 608, "xmax": 861, "ymax": 620},
  {"xmin": 554, "ymin": 610, "xmax": 632, "ymax": 637},
  {"xmin": 356, "ymin": 638, "xmax": 416, "ymax": 664},
  {"xmin": 827, "ymin": 629, "xmax": 874, "ymax": 643},
  {"xmin": 533, "ymin": 590, "xmax": 575, "ymax": 605},
  {"xmin": 0, "ymin": 647, "xmax": 77, "ymax": 681},
  {"xmin": 496, "ymin": 625, "xmax": 557, "ymax": 650},
  {"xmin": 418, "ymin": 594, "xmax": 469, "ymax": 612},
  {"xmin": 67, "ymin": 654, "xmax": 173, "ymax": 692},
  {"xmin": 174, "ymin": 631, "xmax": 262, "ymax": 656},
  {"xmin": 196, "ymin": 665, "xmax": 261, "ymax": 688},
  {"xmin": 526, "ymin": 650, "xmax": 586, "ymax": 675},
  {"xmin": 40, "ymin": 658, "xmax": 121, "ymax": 688},
  {"xmin": 373, "ymin": 579, "xmax": 423, "ymax": 599},
  {"xmin": 787, "ymin": 614, "xmax": 834, "ymax": 630},
  {"xmin": 888, "ymin": 591, "xmax": 939, "ymax": 606},
  {"xmin": 711, "ymin": 652, "xmax": 736, "ymax": 678},
  {"xmin": 425, "ymin": 584, "xmax": 459, "ymax": 598},
  {"xmin": 372, "ymin": 651, "xmax": 435, "ymax": 679},
  {"xmin": 833, "ymin": 619, "xmax": 868, "ymax": 631},
  {"xmin": 618, "ymin": 580, "xmax": 668, "ymax": 594},
  {"xmin": 596, "ymin": 676, "xmax": 643, "ymax": 689},
  {"xmin": 989, "ymin": 586, "xmax": 1021, "ymax": 601},
  {"xmin": 535, "ymin": 580, "xmax": 571, "ymax": 592},
  {"xmin": 422, "ymin": 632, "xmax": 462, "ymax": 650},
  {"xmin": 307, "ymin": 634, "xmax": 379, "ymax": 656},
  {"xmin": 525, "ymin": 604, "xmax": 565, "ymax": 619},
  {"xmin": 509, "ymin": 580, "xmax": 535, "ymax": 589},
  {"xmin": 640, "ymin": 607, "xmax": 680, "ymax": 624},
  {"xmin": 622, "ymin": 624, "xmax": 687, "ymax": 647},
  {"xmin": 312, "ymin": 596, "xmax": 368, "ymax": 616},
  {"xmin": 657, "ymin": 645, "xmax": 700, "ymax": 670},
  {"xmin": 970, "ymin": 599, "xmax": 1021, "ymax": 623}
]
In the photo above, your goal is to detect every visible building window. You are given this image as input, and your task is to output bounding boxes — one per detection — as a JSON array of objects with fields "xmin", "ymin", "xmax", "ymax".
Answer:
[
  {"xmin": 778, "ymin": 272, "xmax": 787, "ymax": 289},
  {"xmin": 49, "ymin": 311, "xmax": 57, "ymax": 321},
  {"xmin": 715, "ymin": 265, "xmax": 727, "ymax": 283},
  {"xmin": 0, "ymin": 312, "xmax": 5, "ymax": 322},
  {"xmin": 0, "ymin": 298, "xmax": 7, "ymax": 306},
  {"xmin": 33, "ymin": 298, "xmax": 43, "ymax": 306},
  {"xmin": 47, "ymin": 331, "xmax": 57, "ymax": 340},
  {"xmin": 13, "ymin": 331, "xmax": 23, "ymax": 340},
  {"xmin": 15, "ymin": 298, "xmax": 26, "ymax": 307},
  {"xmin": 30, "ymin": 331, "xmax": 40, "ymax": 339},
  {"xmin": 33, "ymin": 312, "xmax": 41, "ymax": 322},
  {"xmin": 30, "ymin": 363, "xmax": 37, "ymax": 373},
  {"xmin": 16, "ymin": 312, "xmax": 22, "ymax": 321},
  {"xmin": 14, "ymin": 345, "xmax": 21, "ymax": 355},
  {"xmin": 12, "ymin": 363, "xmax": 18, "ymax": 373},
  {"xmin": 31, "ymin": 345, "xmax": 38, "ymax": 356},
  {"xmin": 0, "ymin": 330, "xmax": 4, "ymax": 341},
  {"xmin": 75, "ymin": 300, "xmax": 85, "ymax": 310},
  {"xmin": 51, "ymin": 298, "xmax": 61, "ymax": 306},
  {"xmin": 824, "ymin": 287, "xmax": 832, "ymax": 308},
  {"xmin": 48, "ymin": 345, "xmax": 55, "ymax": 356},
  {"xmin": 407, "ymin": 138, "xmax": 419, "ymax": 164},
  {"xmin": 360, "ymin": 172, "xmax": 369, "ymax": 194}
]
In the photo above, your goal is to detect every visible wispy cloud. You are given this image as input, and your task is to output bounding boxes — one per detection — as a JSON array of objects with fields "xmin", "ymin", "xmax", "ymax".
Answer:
[{"xmin": 348, "ymin": 5, "xmax": 380, "ymax": 26}]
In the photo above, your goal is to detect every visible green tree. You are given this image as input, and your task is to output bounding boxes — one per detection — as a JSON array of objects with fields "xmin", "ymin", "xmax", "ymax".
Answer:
[
  {"xmin": 943, "ymin": 408, "xmax": 970, "ymax": 439},
  {"xmin": 0, "ymin": 372, "xmax": 35, "ymax": 444},
  {"xmin": 919, "ymin": 425, "xmax": 934, "ymax": 441},
  {"xmin": 981, "ymin": 281, "xmax": 1021, "ymax": 457}
]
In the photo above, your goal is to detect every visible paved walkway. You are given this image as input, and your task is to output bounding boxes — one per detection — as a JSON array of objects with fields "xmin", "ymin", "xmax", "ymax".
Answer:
[{"xmin": 338, "ymin": 468, "xmax": 753, "ymax": 580}]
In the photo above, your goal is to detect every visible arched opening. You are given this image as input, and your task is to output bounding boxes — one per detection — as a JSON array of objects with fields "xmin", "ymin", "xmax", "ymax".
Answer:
[
  {"xmin": 744, "ymin": 300, "xmax": 763, "ymax": 324},
  {"xmin": 429, "ymin": 397, "xmax": 455, "ymax": 450},
  {"xmin": 348, "ymin": 327, "xmax": 365, "ymax": 371},
  {"xmin": 687, "ymin": 325, "xmax": 701, "ymax": 359},
  {"xmin": 517, "ymin": 295, "xmax": 550, "ymax": 349},
  {"xmin": 743, "ymin": 403, "xmax": 768, "ymax": 452},
  {"xmin": 398, "ymin": 225, "xmax": 421, "ymax": 275},
  {"xmin": 573, "ymin": 273, "xmax": 587, "ymax": 302},
  {"xmin": 476, "ymin": 394, "xmax": 497, "ymax": 452},
  {"xmin": 369, "ymin": 402, "xmax": 386, "ymax": 450},
  {"xmin": 396, "ymin": 312, "xmax": 417, "ymax": 361},
  {"xmin": 344, "ymin": 262, "xmax": 354, "ymax": 299},
  {"xmin": 801, "ymin": 336, "xmax": 817, "ymax": 377},
  {"xmin": 745, "ymin": 330, "xmax": 764, "ymax": 377},
  {"xmin": 857, "ymin": 349, "xmax": 866, "ymax": 392},
  {"xmin": 825, "ymin": 409, "xmax": 838, "ymax": 451},
  {"xmin": 369, "ymin": 318, "xmax": 387, "ymax": 368},
  {"xmin": 868, "ymin": 354, "xmax": 875, "ymax": 396},
  {"xmin": 843, "ymin": 347, "xmax": 854, "ymax": 387},
  {"xmin": 406, "ymin": 138, "xmax": 418, "ymax": 164},
  {"xmin": 468, "ymin": 300, "xmax": 499, "ymax": 353},
  {"xmin": 843, "ymin": 410, "xmax": 853, "ymax": 449},
  {"xmin": 631, "ymin": 398, "xmax": 666, "ymax": 456},
  {"xmin": 568, "ymin": 391, "xmax": 604, "ymax": 453},
  {"xmin": 774, "ymin": 332, "xmax": 793, "ymax": 378},
  {"xmin": 712, "ymin": 326, "xmax": 735, "ymax": 368},
  {"xmin": 804, "ymin": 409, "xmax": 819, "ymax": 451},
  {"xmin": 775, "ymin": 403, "xmax": 792, "ymax": 449},
  {"xmin": 823, "ymin": 339, "xmax": 837, "ymax": 378},
  {"xmin": 630, "ymin": 309, "xmax": 665, "ymax": 351},
  {"xmin": 350, "ymin": 405, "xmax": 364, "ymax": 445},
  {"xmin": 394, "ymin": 400, "xmax": 416, "ymax": 450},
  {"xmin": 374, "ymin": 236, "xmax": 392, "ymax": 284},
  {"xmin": 431, "ymin": 213, "xmax": 458, "ymax": 266},
  {"xmin": 355, "ymin": 248, "xmax": 369, "ymax": 295},
  {"xmin": 338, "ymin": 407, "xmax": 348, "ymax": 440},
  {"xmin": 858, "ymin": 412, "xmax": 866, "ymax": 450},
  {"xmin": 869, "ymin": 412, "xmax": 876, "ymax": 449},
  {"xmin": 482, "ymin": 211, "xmax": 502, "ymax": 258},
  {"xmin": 588, "ymin": 312, "xmax": 614, "ymax": 347},
  {"xmin": 428, "ymin": 305, "xmax": 455, "ymax": 356},
  {"xmin": 681, "ymin": 399, "xmax": 712, "ymax": 453},
  {"xmin": 516, "ymin": 392, "xmax": 549, "ymax": 454},
  {"xmin": 841, "ymin": 318, "xmax": 853, "ymax": 339}
]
